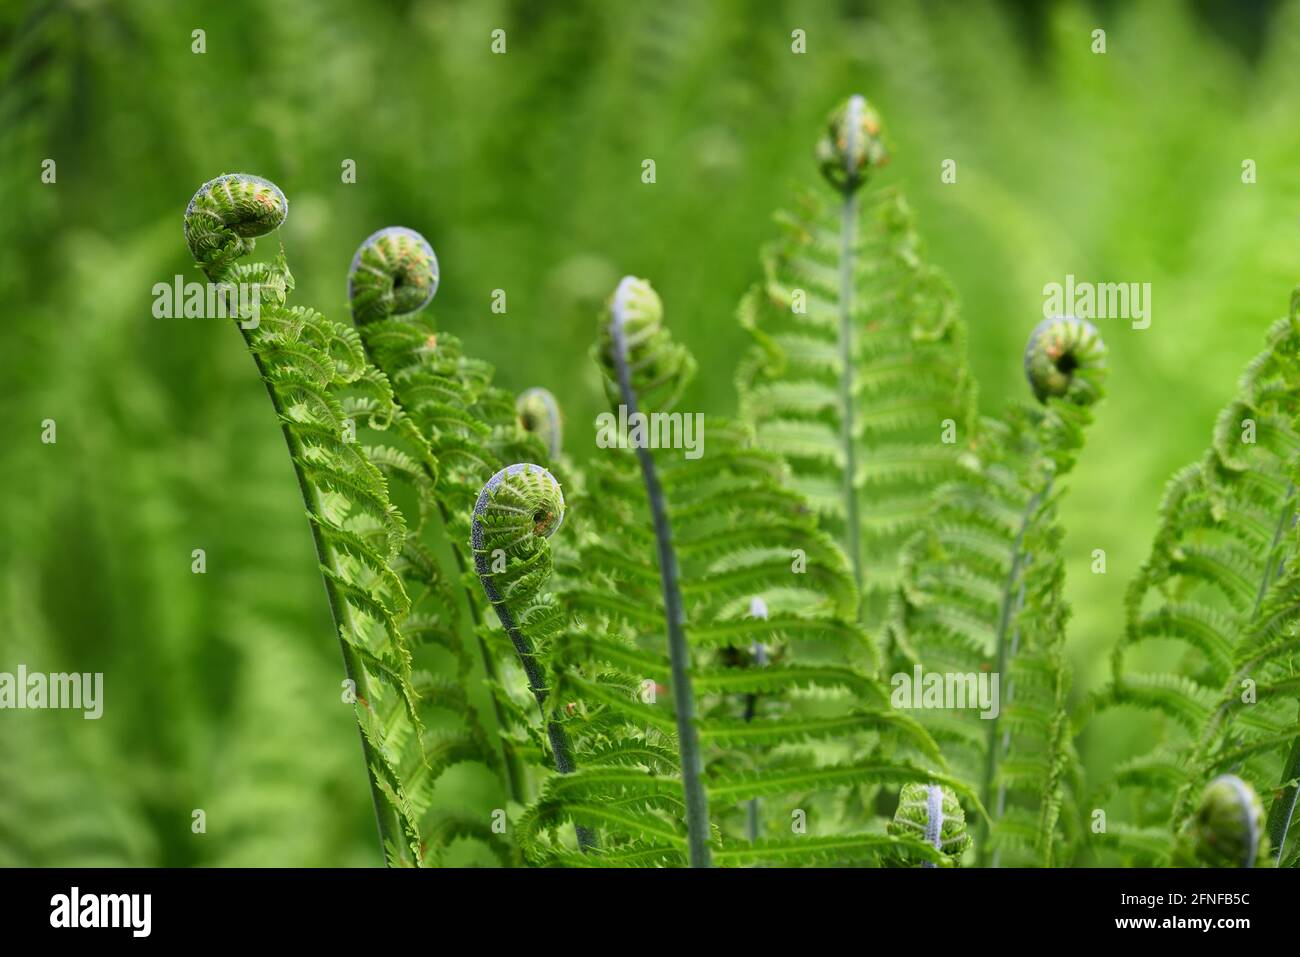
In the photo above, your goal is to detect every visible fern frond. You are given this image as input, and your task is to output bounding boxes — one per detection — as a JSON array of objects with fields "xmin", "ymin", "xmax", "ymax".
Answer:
[{"xmin": 1099, "ymin": 291, "xmax": 1300, "ymax": 866}]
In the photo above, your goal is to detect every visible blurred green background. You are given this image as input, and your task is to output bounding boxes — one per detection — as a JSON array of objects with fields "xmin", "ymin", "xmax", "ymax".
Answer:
[{"xmin": 2, "ymin": 0, "xmax": 1299, "ymax": 865}]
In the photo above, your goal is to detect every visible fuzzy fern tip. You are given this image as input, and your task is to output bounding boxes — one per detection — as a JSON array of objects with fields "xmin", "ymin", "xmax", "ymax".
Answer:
[
  {"xmin": 1023, "ymin": 315, "xmax": 1107, "ymax": 404},
  {"xmin": 816, "ymin": 94, "xmax": 888, "ymax": 194},
  {"xmin": 348, "ymin": 226, "xmax": 440, "ymax": 325}
]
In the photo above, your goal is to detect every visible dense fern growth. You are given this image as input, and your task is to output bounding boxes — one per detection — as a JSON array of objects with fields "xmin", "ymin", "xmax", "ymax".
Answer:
[
  {"xmin": 887, "ymin": 317, "xmax": 1107, "ymax": 866},
  {"xmin": 1098, "ymin": 291, "xmax": 1300, "ymax": 866},
  {"xmin": 737, "ymin": 96, "xmax": 976, "ymax": 624},
  {"xmin": 521, "ymin": 276, "xmax": 973, "ymax": 867},
  {"xmin": 347, "ymin": 226, "xmax": 591, "ymax": 848},
  {"xmin": 186, "ymin": 176, "xmax": 435, "ymax": 865}
]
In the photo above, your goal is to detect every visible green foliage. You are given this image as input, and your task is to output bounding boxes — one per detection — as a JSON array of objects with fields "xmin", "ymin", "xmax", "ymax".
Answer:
[
  {"xmin": 9, "ymin": 0, "xmax": 1300, "ymax": 870},
  {"xmin": 522, "ymin": 276, "xmax": 961, "ymax": 867},
  {"xmin": 736, "ymin": 99, "xmax": 976, "ymax": 624},
  {"xmin": 889, "ymin": 783, "xmax": 971, "ymax": 866},
  {"xmin": 1095, "ymin": 296, "xmax": 1300, "ymax": 866},
  {"xmin": 888, "ymin": 317, "xmax": 1107, "ymax": 866},
  {"xmin": 185, "ymin": 175, "xmax": 433, "ymax": 865}
]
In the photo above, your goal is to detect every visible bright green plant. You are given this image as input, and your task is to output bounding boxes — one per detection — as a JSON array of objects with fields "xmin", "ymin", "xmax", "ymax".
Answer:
[
  {"xmin": 1093, "ymin": 293, "xmax": 1300, "ymax": 867},
  {"xmin": 888, "ymin": 316, "xmax": 1107, "ymax": 867},
  {"xmin": 185, "ymin": 174, "xmax": 429, "ymax": 865},
  {"xmin": 174, "ymin": 93, "xmax": 1299, "ymax": 871},
  {"xmin": 737, "ymin": 94, "xmax": 976, "ymax": 626}
]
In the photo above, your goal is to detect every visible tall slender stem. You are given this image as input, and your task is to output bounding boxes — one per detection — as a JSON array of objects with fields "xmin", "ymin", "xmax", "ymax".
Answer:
[
  {"xmin": 977, "ymin": 480, "xmax": 1049, "ymax": 866},
  {"xmin": 609, "ymin": 304, "xmax": 712, "ymax": 868},
  {"xmin": 470, "ymin": 484, "xmax": 597, "ymax": 853},
  {"xmin": 838, "ymin": 188, "xmax": 863, "ymax": 599}
]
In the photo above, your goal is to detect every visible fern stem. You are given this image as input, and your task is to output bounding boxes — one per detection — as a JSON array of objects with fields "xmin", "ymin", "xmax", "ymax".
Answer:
[
  {"xmin": 978, "ymin": 480, "xmax": 1049, "ymax": 865},
  {"xmin": 837, "ymin": 187, "xmax": 863, "ymax": 600},
  {"xmin": 437, "ymin": 498, "xmax": 528, "ymax": 805},
  {"xmin": 1267, "ymin": 729, "xmax": 1300, "ymax": 863},
  {"xmin": 241, "ymin": 329, "xmax": 403, "ymax": 865},
  {"xmin": 470, "ymin": 488, "xmax": 597, "ymax": 853},
  {"xmin": 609, "ymin": 291, "xmax": 712, "ymax": 868}
]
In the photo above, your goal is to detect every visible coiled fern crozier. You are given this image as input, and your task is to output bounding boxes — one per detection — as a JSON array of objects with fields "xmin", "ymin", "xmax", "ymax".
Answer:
[
  {"xmin": 470, "ymin": 463, "xmax": 597, "ymax": 852},
  {"xmin": 1095, "ymin": 289, "xmax": 1300, "ymax": 867}
]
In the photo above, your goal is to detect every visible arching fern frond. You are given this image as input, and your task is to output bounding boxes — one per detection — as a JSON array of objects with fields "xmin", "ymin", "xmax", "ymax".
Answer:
[{"xmin": 1098, "ymin": 290, "xmax": 1300, "ymax": 866}]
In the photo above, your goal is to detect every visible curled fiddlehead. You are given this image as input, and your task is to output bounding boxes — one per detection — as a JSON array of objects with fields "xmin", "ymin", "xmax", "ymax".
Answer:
[
  {"xmin": 348, "ymin": 226, "xmax": 440, "ymax": 326},
  {"xmin": 1176, "ymin": 775, "xmax": 1271, "ymax": 867},
  {"xmin": 470, "ymin": 463, "xmax": 596, "ymax": 852},
  {"xmin": 185, "ymin": 175, "xmax": 427, "ymax": 866},
  {"xmin": 1024, "ymin": 316, "xmax": 1107, "ymax": 405},
  {"xmin": 889, "ymin": 783, "xmax": 972, "ymax": 867},
  {"xmin": 595, "ymin": 275, "xmax": 697, "ymax": 413},
  {"xmin": 816, "ymin": 94, "xmax": 889, "ymax": 195},
  {"xmin": 517, "ymin": 387, "xmax": 563, "ymax": 459},
  {"xmin": 185, "ymin": 173, "xmax": 288, "ymax": 277}
]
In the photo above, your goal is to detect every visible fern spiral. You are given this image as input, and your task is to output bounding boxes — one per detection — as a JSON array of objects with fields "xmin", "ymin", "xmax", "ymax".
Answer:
[
  {"xmin": 470, "ymin": 464, "xmax": 596, "ymax": 852},
  {"xmin": 517, "ymin": 387, "xmax": 564, "ymax": 459},
  {"xmin": 348, "ymin": 226, "xmax": 440, "ymax": 326},
  {"xmin": 184, "ymin": 173, "xmax": 288, "ymax": 277},
  {"xmin": 1176, "ymin": 775, "xmax": 1270, "ymax": 868}
]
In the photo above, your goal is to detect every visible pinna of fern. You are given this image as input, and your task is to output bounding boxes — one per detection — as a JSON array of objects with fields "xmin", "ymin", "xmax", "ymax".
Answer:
[
  {"xmin": 185, "ymin": 174, "xmax": 431, "ymax": 865},
  {"xmin": 1095, "ymin": 288, "xmax": 1300, "ymax": 867},
  {"xmin": 528, "ymin": 276, "xmax": 975, "ymax": 867},
  {"xmin": 886, "ymin": 316, "xmax": 1107, "ymax": 867},
  {"xmin": 737, "ymin": 95, "xmax": 977, "ymax": 628}
]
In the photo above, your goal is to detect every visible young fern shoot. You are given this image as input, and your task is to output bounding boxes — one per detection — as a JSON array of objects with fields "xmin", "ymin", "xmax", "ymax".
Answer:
[
  {"xmin": 597, "ymin": 276, "xmax": 712, "ymax": 867},
  {"xmin": 185, "ymin": 175, "xmax": 424, "ymax": 865},
  {"xmin": 470, "ymin": 464, "xmax": 597, "ymax": 852},
  {"xmin": 517, "ymin": 388, "xmax": 564, "ymax": 460},
  {"xmin": 738, "ymin": 95, "xmax": 975, "ymax": 629},
  {"xmin": 818, "ymin": 94, "xmax": 888, "ymax": 600}
]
